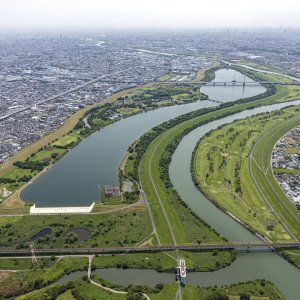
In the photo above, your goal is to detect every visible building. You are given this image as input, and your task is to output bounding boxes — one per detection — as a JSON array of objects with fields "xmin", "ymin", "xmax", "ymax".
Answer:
[{"xmin": 104, "ymin": 185, "xmax": 121, "ymax": 197}]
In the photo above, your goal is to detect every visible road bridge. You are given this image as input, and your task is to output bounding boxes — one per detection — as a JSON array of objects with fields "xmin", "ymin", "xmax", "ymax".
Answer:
[{"xmin": 0, "ymin": 242, "xmax": 299, "ymax": 257}]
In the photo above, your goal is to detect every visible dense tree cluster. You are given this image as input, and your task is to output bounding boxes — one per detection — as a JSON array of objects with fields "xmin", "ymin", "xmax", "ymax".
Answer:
[{"xmin": 13, "ymin": 160, "xmax": 48, "ymax": 171}]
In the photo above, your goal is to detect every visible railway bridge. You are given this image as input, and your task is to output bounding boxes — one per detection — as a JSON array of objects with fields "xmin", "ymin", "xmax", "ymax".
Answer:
[{"xmin": 0, "ymin": 242, "xmax": 299, "ymax": 257}]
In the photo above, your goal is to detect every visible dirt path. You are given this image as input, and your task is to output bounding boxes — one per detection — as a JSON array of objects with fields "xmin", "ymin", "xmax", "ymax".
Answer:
[{"xmin": 90, "ymin": 279, "xmax": 151, "ymax": 299}]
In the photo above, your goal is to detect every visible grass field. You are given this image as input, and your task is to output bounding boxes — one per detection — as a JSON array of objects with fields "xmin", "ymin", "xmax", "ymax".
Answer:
[
  {"xmin": 12, "ymin": 279, "xmax": 284, "ymax": 300},
  {"xmin": 29, "ymin": 147, "xmax": 67, "ymax": 162},
  {"xmin": 137, "ymin": 79, "xmax": 300, "ymax": 245},
  {"xmin": 0, "ymin": 208, "xmax": 152, "ymax": 249},
  {"xmin": 192, "ymin": 107, "xmax": 300, "ymax": 242},
  {"xmin": 0, "ymin": 257, "xmax": 56, "ymax": 270},
  {"xmin": 92, "ymin": 250, "xmax": 235, "ymax": 272},
  {"xmin": 192, "ymin": 61, "xmax": 220, "ymax": 82},
  {"xmin": 180, "ymin": 280, "xmax": 283, "ymax": 300},
  {"xmin": 140, "ymin": 123, "xmax": 226, "ymax": 245},
  {"xmin": 52, "ymin": 133, "xmax": 79, "ymax": 148}
]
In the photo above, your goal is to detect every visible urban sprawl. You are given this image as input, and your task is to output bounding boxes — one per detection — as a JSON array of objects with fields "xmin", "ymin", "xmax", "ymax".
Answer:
[{"xmin": 1, "ymin": 29, "xmax": 300, "ymax": 163}]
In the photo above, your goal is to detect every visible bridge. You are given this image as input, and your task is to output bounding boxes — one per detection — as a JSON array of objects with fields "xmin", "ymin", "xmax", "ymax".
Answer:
[
  {"xmin": 0, "ymin": 242, "xmax": 299, "ymax": 257},
  {"xmin": 87, "ymin": 79, "xmax": 300, "ymax": 86}
]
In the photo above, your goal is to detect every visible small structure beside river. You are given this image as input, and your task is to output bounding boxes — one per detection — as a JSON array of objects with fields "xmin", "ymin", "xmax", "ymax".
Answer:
[{"xmin": 104, "ymin": 185, "xmax": 121, "ymax": 197}]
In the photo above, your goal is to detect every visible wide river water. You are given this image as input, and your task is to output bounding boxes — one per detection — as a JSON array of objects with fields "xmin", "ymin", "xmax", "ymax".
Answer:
[
  {"xmin": 21, "ymin": 69, "xmax": 265, "ymax": 207},
  {"xmin": 22, "ymin": 69, "xmax": 300, "ymax": 299}
]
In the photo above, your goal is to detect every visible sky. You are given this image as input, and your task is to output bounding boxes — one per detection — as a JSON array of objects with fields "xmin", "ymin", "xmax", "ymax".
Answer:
[{"xmin": 0, "ymin": 0, "xmax": 299, "ymax": 30}]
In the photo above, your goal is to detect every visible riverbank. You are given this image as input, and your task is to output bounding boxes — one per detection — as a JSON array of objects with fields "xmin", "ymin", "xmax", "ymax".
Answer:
[
  {"xmin": 192, "ymin": 107, "xmax": 300, "ymax": 243},
  {"xmin": 125, "ymin": 78, "xmax": 296, "ymax": 244},
  {"xmin": 0, "ymin": 85, "xmax": 148, "ymax": 207},
  {"xmin": 0, "ymin": 254, "xmax": 284, "ymax": 299},
  {"xmin": 13, "ymin": 276, "xmax": 284, "ymax": 300},
  {"xmin": 0, "ymin": 75, "xmax": 210, "ymax": 208}
]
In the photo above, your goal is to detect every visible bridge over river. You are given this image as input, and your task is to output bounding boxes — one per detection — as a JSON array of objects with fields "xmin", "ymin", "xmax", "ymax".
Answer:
[
  {"xmin": 0, "ymin": 242, "xmax": 299, "ymax": 257},
  {"xmin": 91, "ymin": 79, "xmax": 300, "ymax": 86}
]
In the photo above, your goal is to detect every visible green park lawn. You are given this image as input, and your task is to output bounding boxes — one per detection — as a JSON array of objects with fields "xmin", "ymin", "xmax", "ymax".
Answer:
[
  {"xmin": 29, "ymin": 147, "xmax": 67, "ymax": 162},
  {"xmin": 52, "ymin": 133, "xmax": 79, "ymax": 148}
]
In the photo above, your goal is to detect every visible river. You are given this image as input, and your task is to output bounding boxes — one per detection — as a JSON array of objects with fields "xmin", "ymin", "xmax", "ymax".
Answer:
[
  {"xmin": 61, "ymin": 101, "xmax": 300, "ymax": 300},
  {"xmin": 201, "ymin": 68, "xmax": 266, "ymax": 102},
  {"xmin": 46, "ymin": 68, "xmax": 300, "ymax": 299},
  {"xmin": 21, "ymin": 69, "xmax": 264, "ymax": 207}
]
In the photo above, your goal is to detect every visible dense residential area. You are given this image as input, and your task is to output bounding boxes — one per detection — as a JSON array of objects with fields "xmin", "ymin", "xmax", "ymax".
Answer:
[
  {"xmin": 0, "ymin": 35, "xmax": 213, "ymax": 163},
  {"xmin": 272, "ymin": 126, "xmax": 300, "ymax": 209}
]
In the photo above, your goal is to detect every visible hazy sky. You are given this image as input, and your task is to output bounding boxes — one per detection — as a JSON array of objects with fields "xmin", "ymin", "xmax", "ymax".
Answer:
[{"xmin": 1, "ymin": 0, "xmax": 299, "ymax": 30}]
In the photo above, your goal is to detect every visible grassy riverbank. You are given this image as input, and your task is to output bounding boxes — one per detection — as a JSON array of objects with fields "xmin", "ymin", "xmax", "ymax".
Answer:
[
  {"xmin": 93, "ymin": 250, "xmax": 235, "ymax": 272},
  {"xmin": 192, "ymin": 106, "xmax": 300, "ymax": 242},
  {"xmin": 0, "ymin": 85, "xmax": 142, "ymax": 206},
  {"xmin": 0, "ymin": 257, "xmax": 88, "ymax": 298},
  {"xmin": 129, "ymin": 82, "xmax": 298, "ymax": 243},
  {"xmin": 12, "ymin": 278, "xmax": 284, "ymax": 300},
  {"xmin": 117, "ymin": 69, "xmax": 300, "ymax": 275},
  {"xmin": 180, "ymin": 280, "xmax": 283, "ymax": 300},
  {"xmin": 0, "ymin": 79, "xmax": 208, "ymax": 208}
]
